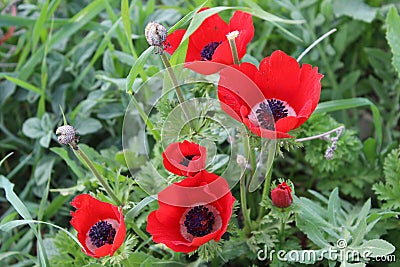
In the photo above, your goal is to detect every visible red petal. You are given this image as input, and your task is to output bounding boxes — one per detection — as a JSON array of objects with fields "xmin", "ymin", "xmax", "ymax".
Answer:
[
  {"xmin": 218, "ymin": 63, "xmax": 262, "ymax": 115},
  {"xmin": 189, "ymin": 10, "xmax": 229, "ymax": 53},
  {"xmin": 228, "ymin": 11, "xmax": 254, "ymax": 58},
  {"xmin": 165, "ymin": 29, "xmax": 186, "ymax": 55},
  {"xmin": 255, "ymin": 51, "xmax": 301, "ymax": 106}
]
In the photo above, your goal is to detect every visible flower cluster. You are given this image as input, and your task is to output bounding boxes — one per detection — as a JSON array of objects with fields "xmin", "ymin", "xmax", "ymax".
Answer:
[
  {"xmin": 164, "ymin": 8, "xmax": 323, "ymax": 138},
  {"xmin": 67, "ymin": 5, "xmax": 320, "ymax": 259},
  {"xmin": 148, "ymin": 140, "xmax": 236, "ymax": 253}
]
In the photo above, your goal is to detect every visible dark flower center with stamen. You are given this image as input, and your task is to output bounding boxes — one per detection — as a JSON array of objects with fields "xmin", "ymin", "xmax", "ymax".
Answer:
[
  {"xmin": 184, "ymin": 205, "xmax": 215, "ymax": 237},
  {"xmin": 255, "ymin": 100, "xmax": 288, "ymax": 130},
  {"xmin": 89, "ymin": 221, "xmax": 116, "ymax": 248},
  {"xmin": 200, "ymin": 41, "xmax": 221, "ymax": 61},
  {"xmin": 179, "ymin": 154, "xmax": 196, "ymax": 167}
]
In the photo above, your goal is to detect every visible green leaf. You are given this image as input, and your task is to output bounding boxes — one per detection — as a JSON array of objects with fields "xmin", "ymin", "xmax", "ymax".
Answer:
[
  {"xmin": 125, "ymin": 195, "xmax": 156, "ymax": 222},
  {"xmin": 314, "ymin": 98, "xmax": 382, "ymax": 149},
  {"xmin": 327, "ymin": 188, "xmax": 340, "ymax": 225},
  {"xmin": 22, "ymin": 117, "xmax": 45, "ymax": 138},
  {"xmin": 0, "ymin": 79, "xmax": 16, "ymax": 105},
  {"xmin": 386, "ymin": 7, "xmax": 400, "ymax": 77},
  {"xmin": 358, "ymin": 239, "xmax": 395, "ymax": 257},
  {"xmin": 50, "ymin": 147, "xmax": 84, "ymax": 178},
  {"xmin": 5, "ymin": 76, "xmax": 42, "ymax": 94},
  {"xmin": 126, "ymin": 47, "xmax": 153, "ymax": 93},
  {"xmin": 0, "ymin": 176, "xmax": 33, "ymax": 220},
  {"xmin": 74, "ymin": 118, "xmax": 102, "ymax": 135},
  {"xmin": 0, "ymin": 219, "xmax": 84, "ymax": 251},
  {"xmin": 332, "ymin": 0, "xmax": 377, "ymax": 23},
  {"xmin": 363, "ymin": 138, "xmax": 377, "ymax": 164}
]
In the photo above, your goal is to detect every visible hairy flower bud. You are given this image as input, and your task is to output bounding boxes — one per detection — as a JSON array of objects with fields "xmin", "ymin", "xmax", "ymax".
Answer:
[
  {"xmin": 271, "ymin": 182, "xmax": 293, "ymax": 208},
  {"xmin": 56, "ymin": 125, "xmax": 77, "ymax": 146},
  {"xmin": 145, "ymin": 22, "xmax": 167, "ymax": 47}
]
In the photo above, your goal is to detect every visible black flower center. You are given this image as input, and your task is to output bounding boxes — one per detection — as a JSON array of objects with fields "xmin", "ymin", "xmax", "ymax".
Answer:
[
  {"xmin": 200, "ymin": 41, "xmax": 221, "ymax": 61},
  {"xmin": 184, "ymin": 205, "xmax": 215, "ymax": 237},
  {"xmin": 89, "ymin": 220, "xmax": 116, "ymax": 248},
  {"xmin": 255, "ymin": 99, "xmax": 288, "ymax": 130},
  {"xmin": 179, "ymin": 154, "xmax": 196, "ymax": 167}
]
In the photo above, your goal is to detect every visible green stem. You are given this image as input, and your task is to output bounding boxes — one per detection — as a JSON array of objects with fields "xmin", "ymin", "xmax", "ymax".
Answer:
[
  {"xmin": 131, "ymin": 96, "xmax": 161, "ymax": 141},
  {"xmin": 257, "ymin": 168, "xmax": 273, "ymax": 221},
  {"xmin": 131, "ymin": 222, "xmax": 150, "ymax": 241},
  {"xmin": 74, "ymin": 146, "xmax": 122, "ymax": 206},
  {"xmin": 240, "ymin": 174, "xmax": 252, "ymax": 235},
  {"xmin": 160, "ymin": 53, "xmax": 194, "ymax": 130},
  {"xmin": 279, "ymin": 215, "xmax": 285, "ymax": 244},
  {"xmin": 160, "ymin": 53, "xmax": 186, "ymax": 105}
]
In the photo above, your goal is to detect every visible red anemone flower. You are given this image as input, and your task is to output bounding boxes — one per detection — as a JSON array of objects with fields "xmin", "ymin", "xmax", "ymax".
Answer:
[
  {"xmin": 70, "ymin": 194, "xmax": 126, "ymax": 258},
  {"xmin": 146, "ymin": 170, "xmax": 236, "ymax": 253},
  {"xmin": 162, "ymin": 140, "xmax": 207, "ymax": 176},
  {"xmin": 165, "ymin": 8, "xmax": 254, "ymax": 74},
  {"xmin": 271, "ymin": 182, "xmax": 293, "ymax": 208},
  {"xmin": 218, "ymin": 50, "xmax": 323, "ymax": 138}
]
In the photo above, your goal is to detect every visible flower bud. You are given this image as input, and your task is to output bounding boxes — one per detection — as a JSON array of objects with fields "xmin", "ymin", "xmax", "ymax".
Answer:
[
  {"xmin": 271, "ymin": 182, "xmax": 293, "ymax": 208},
  {"xmin": 145, "ymin": 22, "xmax": 167, "ymax": 47},
  {"xmin": 56, "ymin": 125, "xmax": 76, "ymax": 145}
]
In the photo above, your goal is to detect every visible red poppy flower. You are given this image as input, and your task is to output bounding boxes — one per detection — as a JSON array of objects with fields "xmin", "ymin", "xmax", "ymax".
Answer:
[
  {"xmin": 70, "ymin": 194, "xmax": 126, "ymax": 258},
  {"xmin": 218, "ymin": 50, "xmax": 323, "ymax": 138},
  {"xmin": 162, "ymin": 140, "xmax": 207, "ymax": 176},
  {"xmin": 271, "ymin": 182, "xmax": 293, "ymax": 208},
  {"xmin": 165, "ymin": 8, "xmax": 254, "ymax": 74},
  {"xmin": 146, "ymin": 170, "xmax": 236, "ymax": 253}
]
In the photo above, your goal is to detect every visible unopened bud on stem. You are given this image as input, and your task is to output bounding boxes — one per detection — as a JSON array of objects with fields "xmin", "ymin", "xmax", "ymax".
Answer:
[
  {"xmin": 56, "ymin": 125, "xmax": 78, "ymax": 149},
  {"xmin": 145, "ymin": 22, "xmax": 167, "ymax": 52}
]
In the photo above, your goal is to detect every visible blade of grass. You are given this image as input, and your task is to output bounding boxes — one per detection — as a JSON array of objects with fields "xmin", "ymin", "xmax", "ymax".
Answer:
[
  {"xmin": 18, "ymin": 0, "xmax": 106, "ymax": 80},
  {"xmin": 0, "ymin": 176, "xmax": 49, "ymax": 266},
  {"xmin": 31, "ymin": 0, "xmax": 49, "ymax": 52},
  {"xmin": 4, "ymin": 76, "xmax": 41, "ymax": 94}
]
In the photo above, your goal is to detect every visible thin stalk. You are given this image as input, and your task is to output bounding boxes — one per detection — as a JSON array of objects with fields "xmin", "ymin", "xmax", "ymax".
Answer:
[
  {"xmin": 74, "ymin": 146, "xmax": 122, "ymax": 206},
  {"xmin": 279, "ymin": 216, "xmax": 285, "ymax": 244},
  {"xmin": 160, "ymin": 53, "xmax": 186, "ymax": 105},
  {"xmin": 257, "ymin": 168, "xmax": 272, "ymax": 220},
  {"xmin": 131, "ymin": 222, "xmax": 150, "ymax": 241},
  {"xmin": 240, "ymin": 174, "xmax": 252, "ymax": 235},
  {"xmin": 295, "ymin": 125, "xmax": 344, "ymax": 142},
  {"xmin": 160, "ymin": 53, "xmax": 194, "ymax": 129}
]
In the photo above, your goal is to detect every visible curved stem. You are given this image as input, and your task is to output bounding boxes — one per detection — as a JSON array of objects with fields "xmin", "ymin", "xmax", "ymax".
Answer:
[{"xmin": 74, "ymin": 146, "xmax": 122, "ymax": 206}]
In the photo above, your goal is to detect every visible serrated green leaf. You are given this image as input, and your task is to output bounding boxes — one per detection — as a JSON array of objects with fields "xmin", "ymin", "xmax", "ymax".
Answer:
[{"xmin": 386, "ymin": 7, "xmax": 400, "ymax": 77}]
